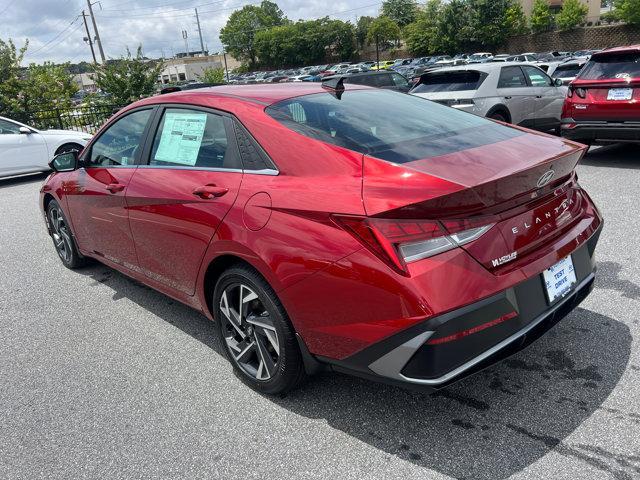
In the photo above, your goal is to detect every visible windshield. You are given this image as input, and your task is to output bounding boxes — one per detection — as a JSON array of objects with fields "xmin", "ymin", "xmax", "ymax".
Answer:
[
  {"xmin": 265, "ymin": 90, "xmax": 523, "ymax": 164},
  {"xmin": 410, "ymin": 71, "xmax": 486, "ymax": 93},
  {"xmin": 579, "ymin": 52, "xmax": 640, "ymax": 80}
]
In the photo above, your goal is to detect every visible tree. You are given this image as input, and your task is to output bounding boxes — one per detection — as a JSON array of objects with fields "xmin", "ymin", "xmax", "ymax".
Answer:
[
  {"xmin": 93, "ymin": 47, "xmax": 162, "ymax": 105},
  {"xmin": 435, "ymin": 0, "xmax": 472, "ymax": 54},
  {"xmin": 200, "ymin": 67, "xmax": 225, "ymax": 84},
  {"xmin": 16, "ymin": 62, "xmax": 78, "ymax": 112},
  {"xmin": 556, "ymin": 0, "xmax": 588, "ymax": 30},
  {"xmin": 403, "ymin": 0, "xmax": 442, "ymax": 55},
  {"xmin": 614, "ymin": 0, "xmax": 640, "ymax": 24},
  {"xmin": 530, "ymin": 0, "xmax": 552, "ymax": 33},
  {"xmin": 254, "ymin": 18, "xmax": 355, "ymax": 68},
  {"xmin": 0, "ymin": 38, "xmax": 28, "ymax": 112},
  {"xmin": 356, "ymin": 16, "xmax": 375, "ymax": 49},
  {"xmin": 381, "ymin": 0, "xmax": 418, "ymax": 27},
  {"xmin": 505, "ymin": 1, "xmax": 529, "ymax": 36},
  {"xmin": 366, "ymin": 16, "xmax": 401, "ymax": 48},
  {"xmin": 467, "ymin": 0, "xmax": 511, "ymax": 48},
  {"xmin": 220, "ymin": 1, "xmax": 287, "ymax": 68}
]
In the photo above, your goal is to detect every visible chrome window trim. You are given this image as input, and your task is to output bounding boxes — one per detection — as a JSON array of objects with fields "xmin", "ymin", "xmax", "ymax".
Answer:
[{"xmin": 134, "ymin": 165, "xmax": 279, "ymax": 176}]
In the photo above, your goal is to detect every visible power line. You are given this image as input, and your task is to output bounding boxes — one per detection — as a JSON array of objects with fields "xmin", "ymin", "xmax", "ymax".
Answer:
[
  {"xmin": 0, "ymin": 0, "xmax": 17, "ymax": 17},
  {"xmin": 25, "ymin": 16, "xmax": 82, "ymax": 57}
]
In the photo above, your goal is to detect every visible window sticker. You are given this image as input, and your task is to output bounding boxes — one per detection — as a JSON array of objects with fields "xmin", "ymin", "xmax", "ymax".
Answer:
[{"xmin": 154, "ymin": 112, "xmax": 207, "ymax": 166}]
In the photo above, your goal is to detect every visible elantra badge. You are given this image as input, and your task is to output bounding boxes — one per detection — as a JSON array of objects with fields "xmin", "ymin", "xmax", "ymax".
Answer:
[{"xmin": 537, "ymin": 170, "xmax": 555, "ymax": 188}]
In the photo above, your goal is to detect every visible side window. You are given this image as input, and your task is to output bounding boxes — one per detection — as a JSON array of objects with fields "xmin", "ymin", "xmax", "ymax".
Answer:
[
  {"xmin": 0, "ymin": 119, "xmax": 21, "ymax": 135},
  {"xmin": 88, "ymin": 109, "xmax": 152, "ymax": 167},
  {"xmin": 391, "ymin": 73, "xmax": 409, "ymax": 88},
  {"xmin": 149, "ymin": 108, "xmax": 240, "ymax": 170},
  {"xmin": 522, "ymin": 66, "xmax": 553, "ymax": 87},
  {"xmin": 498, "ymin": 66, "xmax": 527, "ymax": 88}
]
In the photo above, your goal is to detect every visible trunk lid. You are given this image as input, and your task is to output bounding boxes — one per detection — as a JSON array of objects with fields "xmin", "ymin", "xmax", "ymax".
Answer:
[{"xmin": 363, "ymin": 130, "xmax": 587, "ymax": 272}]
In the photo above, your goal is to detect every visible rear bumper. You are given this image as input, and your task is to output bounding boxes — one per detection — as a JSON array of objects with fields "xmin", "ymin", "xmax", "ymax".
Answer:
[
  {"xmin": 323, "ymin": 226, "xmax": 601, "ymax": 391},
  {"xmin": 561, "ymin": 119, "xmax": 640, "ymax": 143}
]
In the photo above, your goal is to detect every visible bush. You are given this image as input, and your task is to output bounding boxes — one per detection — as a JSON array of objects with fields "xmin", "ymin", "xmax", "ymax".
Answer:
[{"xmin": 556, "ymin": 0, "xmax": 588, "ymax": 30}]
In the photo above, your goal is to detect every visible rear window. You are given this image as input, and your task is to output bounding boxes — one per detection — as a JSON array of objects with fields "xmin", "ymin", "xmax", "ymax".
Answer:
[
  {"xmin": 411, "ymin": 71, "xmax": 485, "ymax": 93},
  {"xmin": 579, "ymin": 52, "xmax": 640, "ymax": 80},
  {"xmin": 265, "ymin": 90, "xmax": 523, "ymax": 164},
  {"xmin": 554, "ymin": 64, "xmax": 583, "ymax": 77}
]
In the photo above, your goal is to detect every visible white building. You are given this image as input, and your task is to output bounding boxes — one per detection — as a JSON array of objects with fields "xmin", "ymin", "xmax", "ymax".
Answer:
[{"xmin": 158, "ymin": 54, "xmax": 240, "ymax": 84}]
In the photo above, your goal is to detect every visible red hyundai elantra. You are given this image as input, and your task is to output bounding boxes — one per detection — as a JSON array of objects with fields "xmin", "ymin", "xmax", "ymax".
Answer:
[{"xmin": 40, "ymin": 82, "xmax": 602, "ymax": 394}]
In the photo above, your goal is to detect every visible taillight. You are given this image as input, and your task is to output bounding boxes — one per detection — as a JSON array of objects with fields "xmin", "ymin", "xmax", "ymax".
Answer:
[
  {"xmin": 567, "ymin": 88, "xmax": 573, "ymax": 98},
  {"xmin": 575, "ymin": 87, "xmax": 586, "ymax": 99},
  {"xmin": 333, "ymin": 216, "xmax": 494, "ymax": 275}
]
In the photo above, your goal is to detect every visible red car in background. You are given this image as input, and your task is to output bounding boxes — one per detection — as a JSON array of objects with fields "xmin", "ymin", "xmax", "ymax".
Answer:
[
  {"xmin": 561, "ymin": 45, "xmax": 640, "ymax": 144},
  {"xmin": 41, "ymin": 82, "xmax": 602, "ymax": 394}
]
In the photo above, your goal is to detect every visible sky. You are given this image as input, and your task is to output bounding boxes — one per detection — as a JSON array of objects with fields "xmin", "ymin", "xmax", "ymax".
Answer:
[{"xmin": 0, "ymin": 0, "xmax": 382, "ymax": 64}]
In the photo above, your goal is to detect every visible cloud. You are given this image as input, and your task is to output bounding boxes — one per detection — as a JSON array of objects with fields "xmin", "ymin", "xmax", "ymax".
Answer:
[{"xmin": 1, "ymin": 0, "xmax": 381, "ymax": 64}]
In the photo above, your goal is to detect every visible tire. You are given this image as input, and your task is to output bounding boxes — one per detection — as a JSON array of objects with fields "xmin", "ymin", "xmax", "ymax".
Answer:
[
  {"xmin": 55, "ymin": 143, "xmax": 84, "ymax": 155},
  {"xmin": 213, "ymin": 264, "xmax": 306, "ymax": 394},
  {"xmin": 46, "ymin": 200, "xmax": 88, "ymax": 269},
  {"xmin": 488, "ymin": 112, "xmax": 507, "ymax": 122}
]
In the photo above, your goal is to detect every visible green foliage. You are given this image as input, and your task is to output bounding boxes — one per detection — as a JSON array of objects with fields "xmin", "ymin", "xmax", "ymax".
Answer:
[
  {"xmin": 17, "ymin": 62, "xmax": 78, "ymax": 112},
  {"xmin": 467, "ymin": 0, "xmax": 511, "ymax": 48},
  {"xmin": 92, "ymin": 46, "xmax": 163, "ymax": 105},
  {"xmin": 614, "ymin": 0, "xmax": 640, "ymax": 24},
  {"xmin": 505, "ymin": 1, "xmax": 529, "ymax": 36},
  {"xmin": 530, "ymin": 0, "xmax": 553, "ymax": 33},
  {"xmin": 403, "ymin": 0, "xmax": 442, "ymax": 55},
  {"xmin": 254, "ymin": 18, "xmax": 355, "ymax": 68},
  {"xmin": 220, "ymin": 1, "xmax": 287, "ymax": 68},
  {"xmin": 435, "ymin": 0, "xmax": 472, "ymax": 54},
  {"xmin": 367, "ymin": 16, "xmax": 401, "ymax": 46},
  {"xmin": 556, "ymin": 0, "xmax": 588, "ymax": 30},
  {"xmin": 0, "ymin": 38, "xmax": 27, "ymax": 111},
  {"xmin": 356, "ymin": 16, "xmax": 375, "ymax": 48},
  {"xmin": 381, "ymin": 0, "xmax": 418, "ymax": 27},
  {"xmin": 200, "ymin": 67, "xmax": 225, "ymax": 84}
]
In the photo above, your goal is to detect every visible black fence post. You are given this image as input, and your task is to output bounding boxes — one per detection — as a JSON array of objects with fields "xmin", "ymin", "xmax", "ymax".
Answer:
[{"xmin": 55, "ymin": 108, "xmax": 64, "ymax": 130}]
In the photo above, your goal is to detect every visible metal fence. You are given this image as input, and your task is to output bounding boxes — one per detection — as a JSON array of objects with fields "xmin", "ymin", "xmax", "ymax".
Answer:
[{"xmin": 2, "ymin": 104, "xmax": 125, "ymax": 134}]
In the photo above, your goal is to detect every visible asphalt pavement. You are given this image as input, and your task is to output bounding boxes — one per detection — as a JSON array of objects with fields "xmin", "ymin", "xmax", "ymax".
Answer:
[{"xmin": 1, "ymin": 144, "xmax": 639, "ymax": 480}]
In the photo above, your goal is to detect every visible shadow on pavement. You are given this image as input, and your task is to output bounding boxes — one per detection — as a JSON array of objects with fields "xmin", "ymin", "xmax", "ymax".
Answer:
[
  {"xmin": 0, "ymin": 172, "xmax": 49, "ymax": 190},
  {"xmin": 581, "ymin": 144, "xmax": 639, "ymax": 169},
  {"xmin": 78, "ymin": 265, "xmax": 634, "ymax": 480}
]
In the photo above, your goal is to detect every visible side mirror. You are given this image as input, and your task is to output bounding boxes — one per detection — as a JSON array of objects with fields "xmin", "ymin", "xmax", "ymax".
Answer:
[
  {"xmin": 553, "ymin": 78, "xmax": 564, "ymax": 87},
  {"xmin": 49, "ymin": 150, "xmax": 79, "ymax": 172},
  {"xmin": 19, "ymin": 126, "xmax": 32, "ymax": 134}
]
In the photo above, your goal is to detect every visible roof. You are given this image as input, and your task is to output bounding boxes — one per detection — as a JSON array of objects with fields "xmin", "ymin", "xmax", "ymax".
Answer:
[
  {"xmin": 596, "ymin": 45, "xmax": 640, "ymax": 56},
  {"xmin": 422, "ymin": 61, "xmax": 535, "ymax": 74},
  {"xmin": 159, "ymin": 82, "xmax": 370, "ymax": 105}
]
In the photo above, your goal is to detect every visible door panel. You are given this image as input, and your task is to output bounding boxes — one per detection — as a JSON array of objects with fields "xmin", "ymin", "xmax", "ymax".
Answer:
[
  {"xmin": 0, "ymin": 120, "xmax": 48, "ymax": 175},
  {"xmin": 126, "ymin": 107, "xmax": 244, "ymax": 296},
  {"xmin": 66, "ymin": 167, "xmax": 139, "ymax": 268},
  {"xmin": 64, "ymin": 108, "xmax": 154, "ymax": 268},
  {"xmin": 126, "ymin": 168, "xmax": 242, "ymax": 295},
  {"xmin": 522, "ymin": 65, "xmax": 563, "ymax": 130},
  {"xmin": 496, "ymin": 66, "xmax": 533, "ymax": 125}
]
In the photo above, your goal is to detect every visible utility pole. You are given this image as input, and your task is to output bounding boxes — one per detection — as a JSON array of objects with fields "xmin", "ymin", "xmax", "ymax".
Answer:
[
  {"xmin": 195, "ymin": 8, "xmax": 205, "ymax": 56},
  {"xmin": 375, "ymin": 34, "xmax": 380, "ymax": 68},
  {"xmin": 182, "ymin": 30, "xmax": 189, "ymax": 57},
  {"xmin": 223, "ymin": 49, "xmax": 229, "ymax": 82},
  {"xmin": 86, "ymin": 0, "xmax": 106, "ymax": 63},
  {"xmin": 81, "ymin": 10, "xmax": 97, "ymax": 64}
]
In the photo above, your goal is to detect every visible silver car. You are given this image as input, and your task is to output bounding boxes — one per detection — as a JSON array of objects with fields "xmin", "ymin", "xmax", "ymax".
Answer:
[{"xmin": 410, "ymin": 62, "xmax": 567, "ymax": 132}]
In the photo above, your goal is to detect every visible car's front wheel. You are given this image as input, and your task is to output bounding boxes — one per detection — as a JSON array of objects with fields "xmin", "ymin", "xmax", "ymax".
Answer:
[
  {"xmin": 46, "ymin": 200, "xmax": 87, "ymax": 269},
  {"xmin": 214, "ymin": 265, "xmax": 306, "ymax": 394}
]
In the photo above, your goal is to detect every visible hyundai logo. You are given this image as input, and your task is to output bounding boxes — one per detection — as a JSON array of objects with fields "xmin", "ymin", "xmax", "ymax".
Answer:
[{"xmin": 537, "ymin": 170, "xmax": 555, "ymax": 188}]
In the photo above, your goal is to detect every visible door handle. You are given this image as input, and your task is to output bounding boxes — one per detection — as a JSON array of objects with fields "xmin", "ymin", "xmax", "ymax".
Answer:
[
  {"xmin": 504, "ymin": 96, "xmax": 512, "ymax": 100},
  {"xmin": 192, "ymin": 184, "xmax": 229, "ymax": 199},
  {"xmin": 535, "ymin": 95, "xmax": 543, "ymax": 98},
  {"xmin": 105, "ymin": 183, "xmax": 125, "ymax": 193}
]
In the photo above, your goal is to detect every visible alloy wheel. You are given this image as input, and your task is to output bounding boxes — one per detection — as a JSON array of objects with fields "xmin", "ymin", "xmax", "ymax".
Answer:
[
  {"xmin": 220, "ymin": 284, "xmax": 280, "ymax": 381},
  {"xmin": 49, "ymin": 206, "xmax": 72, "ymax": 263}
]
